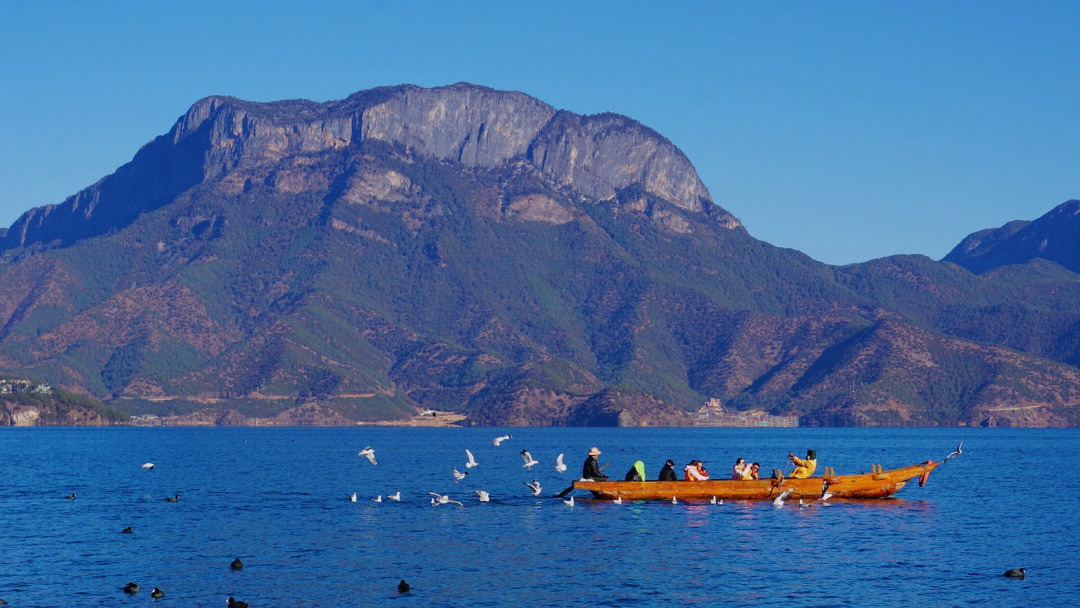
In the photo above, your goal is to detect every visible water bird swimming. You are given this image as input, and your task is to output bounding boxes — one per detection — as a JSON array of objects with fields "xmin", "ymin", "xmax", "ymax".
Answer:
[
  {"xmin": 372, "ymin": 495, "xmax": 382, "ymax": 503},
  {"xmin": 123, "ymin": 582, "xmax": 139, "ymax": 594},
  {"xmin": 554, "ymin": 453, "xmax": 567, "ymax": 473},
  {"xmin": 358, "ymin": 446, "xmax": 377, "ymax": 465},
  {"xmin": 613, "ymin": 497, "xmax": 622, "ymax": 504},
  {"xmin": 452, "ymin": 468, "xmax": 468, "ymax": 483},
  {"xmin": 227, "ymin": 596, "xmax": 248, "ymax": 608},
  {"xmin": 64, "ymin": 492, "xmax": 76, "ymax": 500},
  {"xmin": 465, "ymin": 449, "xmax": 478, "ymax": 468},
  {"xmin": 944, "ymin": 441, "xmax": 964, "ymax": 463},
  {"xmin": 524, "ymin": 480, "xmax": 542, "ymax": 496},
  {"xmin": 121, "ymin": 526, "xmax": 133, "ymax": 534},
  {"xmin": 151, "ymin": 587, "xmax": 164, "ymax": 599},
  {"xmin": 564, "ymin": 496, "xmax": 574, "ymax": 507},
  {"xmin": 388, "ymin": 492, "xmax": 401, "ymax": 501},
  {"xmin": 671, "ymin": 496, "xmax": 677, "ymax": 504},
  {"xmin": 476, "ymin": 490, "xmax": 490, "ymax": 502},
  {"xmin": 398, "ymin": 580, "xmax": 411, "ymax": 593},
  {"xmin": 165, "ymin": 495, "xmax": 179, "ymax": 502},
  {"xmin": 492, "ymin": 434, "xmax": 512, "ymax": 446},
  {"xmin": 773, "ymin": 489, "xmax": 793, "ymax": 507},
  {"xmin": 1003, "ymin": 568, "xmax": 1025, "ymax": 579},
  {"xmin": 799, "ymin": 499, "xmax": 809, "ymax": 509},
  {"xmin": 349, "ymin": 493, "xmax": 357, "ymax": 502},
  {"xmin": 521, "ymin": 450, "xmax": 539, "ymax": 470},
  {"xmin": 230, "ymin": 558, "xmax": 243, "ymax": 570},
  {"xmin": 709, "ymin": 496, "xmax": 717, "ymax": 505},
  {"xmin": 819, "ymin": 492, "xmax": 834, "ymax": 502},
  {"xmin": 141, "ymin": 462, "xmax": 154, "ymax": 470}
]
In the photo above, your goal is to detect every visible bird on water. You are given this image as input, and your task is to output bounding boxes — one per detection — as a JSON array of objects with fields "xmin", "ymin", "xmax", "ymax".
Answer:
[
  {"xmin": 121, "ymin": 527, "xmax": 133, "ymax": 534},
  {"xmin": 227, "ymin": 596, "xmax": 248, "ymax": 608},
  {"xmin": 64, "ymin": 492, "xmax": 76, "ymax": 500},
  {"xmin": 165, "ymin": 495, "xmax": 179, "ymax": 502},
  {"xmin": 231, "ymin": 558, "xmax": 244, "ymax": 570},
  {"xmin": 123, "ymin": 582, "xmax": 139, "ymax": 594},
  {"xmin": 1003, "ymin": 568, "xmax": 1026, "ymax": 579},
  {"xmin": 398, "ymin": 580, "xmax": 411, "ymax": 593},
  {"xmin": 151, "ymin": 587, "xmax": 164, "ymax": 599}
]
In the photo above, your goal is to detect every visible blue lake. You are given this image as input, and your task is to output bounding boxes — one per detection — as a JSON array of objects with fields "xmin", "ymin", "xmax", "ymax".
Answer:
[{"xmin": 1, "ymin": 427, "xmax": 1075, "ymax": 607}]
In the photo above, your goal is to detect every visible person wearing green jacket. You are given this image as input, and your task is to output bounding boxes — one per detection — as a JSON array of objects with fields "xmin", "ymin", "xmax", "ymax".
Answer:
[{"xmin": 624, "ymin": 460, "xmax": 646, "ymax": 481}]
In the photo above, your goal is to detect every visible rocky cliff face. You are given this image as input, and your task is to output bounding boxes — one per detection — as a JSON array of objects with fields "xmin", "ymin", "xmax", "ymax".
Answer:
[
  {"xmin": 943, "ymin": 200, "xmax": 1080, "ymax": 273},
  {"xmin": 2, "ymin": 83, "xmax": 728, "ymax": 253}
]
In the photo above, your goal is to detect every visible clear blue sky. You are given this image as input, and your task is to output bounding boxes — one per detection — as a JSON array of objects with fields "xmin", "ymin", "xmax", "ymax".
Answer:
[{"xmin": 2, "ymin": 1, "xmax": 1077, "ymax": 264}]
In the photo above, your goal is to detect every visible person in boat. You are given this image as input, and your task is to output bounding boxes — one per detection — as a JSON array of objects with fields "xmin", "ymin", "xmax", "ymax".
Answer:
[
  {"xmin": 624, "ymin": 460, "xmax": 646, "ymax": 481},
  {"xmin": 582, "ymin": 447, "xmax": 609, "ymax": 481},
  {"xmin": 788, "ymin": 450, "xmax": 817, "ymax": 479},
  {"xmin": 732, "ymin": 458, "xmax": 749, "ymax": 480},
  {"xmin": 658, "ymin": 459, "xmax": 679, "ymax": 481},
  {"xmin": 748, "ymin": 462, "xmax": 761, "ymax": 479},
  {"xmin": 684, "ymin": 459, "xmax": 709, "ymax": 481}
]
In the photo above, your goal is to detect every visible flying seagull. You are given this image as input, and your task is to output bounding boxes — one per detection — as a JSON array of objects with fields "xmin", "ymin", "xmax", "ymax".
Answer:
[
  {"xmin": 554, "ymin": 453, "xmax": 567, "ymax": 473},
  {"xmin": 476, "ymin": 490, "xmax": 490, "ymax": 502},
  {"xmin": 452, "ymin": 468, "xmax": 469, "ymax": 483},
  {"xmin": 524, "ymin": 480, "xmax": 542, "ymax": 496},
  {"xmin": 819, "ymin": 492, "xmax": 834, "ymax": 502},
  {"xmin": 944, "ymin": 441, "xmax": 963, "ymax": 463},
  {"xmin": 773, "ymin": 489, "xmax": 793, "ymax": 507},
  {"xmin": 521, "ymin": 450, "xmax": 539, "ymax": 470},
  {"xmin": 428, "ymin": 492, "xmax": 464, "ymax": 507},
  {"xmin": 358, "ymin": 447, "xmax": 377, "ymax": 465},
  {"xmin": 465, "ymin": 449, "xmax": 479, "ymax": 469},
  {"xmin": 492, "ymin": 434, "xmax": 512, "ymax": 447}
]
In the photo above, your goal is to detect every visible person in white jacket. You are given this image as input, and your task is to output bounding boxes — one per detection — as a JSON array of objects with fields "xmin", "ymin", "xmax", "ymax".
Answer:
[{"xmin": 684, "ymin": 460, "xmax": 709, "ymax": 481}]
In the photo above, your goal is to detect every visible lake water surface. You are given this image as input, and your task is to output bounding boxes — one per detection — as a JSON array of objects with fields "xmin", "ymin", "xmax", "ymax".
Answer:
[{"xmin": 1, "ymin": 427, "xmax": 1075, "ymax": 607}]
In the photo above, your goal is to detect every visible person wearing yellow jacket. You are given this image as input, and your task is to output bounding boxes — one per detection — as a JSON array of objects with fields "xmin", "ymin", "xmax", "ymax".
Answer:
[{"xmin": 788, "ymin": 450, "xmax": 817, "ymax": 478}]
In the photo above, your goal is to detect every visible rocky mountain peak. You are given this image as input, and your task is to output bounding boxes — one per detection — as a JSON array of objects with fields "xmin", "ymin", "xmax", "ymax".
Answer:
[
  {"xmin": 943, "ymin": 199, "xmax": 1080, "ymax": 274},
  {"xmin": 2, "ymin": 83, "xmax": 724, "ymax": 252}
]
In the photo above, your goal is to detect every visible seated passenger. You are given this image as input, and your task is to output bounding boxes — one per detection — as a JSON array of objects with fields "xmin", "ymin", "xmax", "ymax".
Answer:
[
  {"xmin": 658, "ymin": 459, "xmax": 679, "ymax": 481},
  {"xmin": 624, "ymin": 460, "xmax": 646, "ymax": 481},
  {"xmin": 684, "ymin": 459, "xmax": 709, "ymax": 481},
  {"xmin": 732, "ymin": 458, "xmax": 749, "ymax": 480},
  {"xmin": 748, "ymin": 462, "xmax": 761, "ymax": 480},
  {"xmin": 582, "ymin": 447, "xmax": 609, "ymax": 481},
  {"xmin": 788, "ymin": 449, "xmax": 817, "ymax": 479}
]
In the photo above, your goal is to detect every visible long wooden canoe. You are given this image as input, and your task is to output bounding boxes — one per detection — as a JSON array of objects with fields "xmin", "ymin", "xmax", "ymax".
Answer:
[{"xmin": 573, "ymin": 460, "xmax": 940, "ymax": 501}]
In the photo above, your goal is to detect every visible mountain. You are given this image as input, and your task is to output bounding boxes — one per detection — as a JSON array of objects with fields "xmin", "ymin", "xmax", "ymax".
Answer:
[
  {"xmin": 1, "ymin": 83, "xmax": 1078, "ymax": 427},
  {"xmin": 943, "ymin": 200, "xmax": 1080, "ymax": 274}
]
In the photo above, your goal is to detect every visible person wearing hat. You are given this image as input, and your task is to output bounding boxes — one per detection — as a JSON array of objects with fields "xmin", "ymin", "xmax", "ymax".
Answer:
[
  {"xmin": 658, "ymin": 459, "xmax": 679, "ymax": 481},
  {"xmin": 788, "ymin": 449, "xmax": 817, "ymax": 479},
  {"xmin": 582, "ymin": 447, "xmax": 608, "ymax": 480},
  {"xmin": 684, "ymin": 459, "xmax": 709, "ymax": 481}
]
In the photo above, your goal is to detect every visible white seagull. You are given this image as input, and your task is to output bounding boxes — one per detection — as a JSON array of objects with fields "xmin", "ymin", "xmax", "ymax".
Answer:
[
  {"xmin": 564, "ymin": 496, "xmax": 574, "ymax": 507},
  {"xmin": 428, "ymin": 492, "xmax": 464, "ymax": 506},
  {"xmin": 358, "ymin": 447, "xmax": 377, "ymax": 465},
  {"xmin": 452, "ymin": 468, "xmax": 469, "ymax": 483},
  {"xmin": 349, "ymin": 493, "xmax": 357, "ymax": 502},
  {"xmin": 944, "ymin": 441, "xmax": 964, "ymax": 463},
  {"xmin": 388, "ymin": 492, "xmax": 401, "ymax": 502},
  {"xmin": 521, "ymin": 450, "xmax": 539, "ymax": 470},
  {"xmin": 372, "ymin": 495, "xmax": 382, "ymax": 503},
  {"xmin": 709, "ymin": 496, "xmax": 717, "ymax": 505},
  {"xmin": 465, "ymin": 449, "xmax": 479, "ymax": 469},
  {"xmin": 799, "ymin": 499, "xmax": 808, "ymax": 509},
  {"xmin": 554, "ymin": 453, "xmax": 567, "ymax": 473},
  {"xmin": 492, "ymin": 434, "xmax": 512, "ymax": 447},
  {"xmin": 818, "ymin": 492, "xmax": 834, "ymax": 502},
  {"xmin": 141, "ymin": 463, "xmax": 154, "ymax": 470},
  {"xmin": 524, "ymin": 480, "xmax": 542, "ymax": 496},
  {"xmin": 773, "ymin": 488, "xmax": 793, "ymax": 507},
  {"xmin": 671, "ymin": 496, "xmax": 678, "ymax": 505},
  {"xmin": 613, "ymin": 497, "xmax": 623, "ymax": 504},
  {"xmin": 476, "ymin": 490, "xmax": 490, "ymax": 502}
]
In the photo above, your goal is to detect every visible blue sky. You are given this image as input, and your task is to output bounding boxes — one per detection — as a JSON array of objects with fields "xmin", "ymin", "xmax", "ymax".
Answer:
[{"xmin": 1, "ymin": 1, "xmax": 1077, "ymax": 264}]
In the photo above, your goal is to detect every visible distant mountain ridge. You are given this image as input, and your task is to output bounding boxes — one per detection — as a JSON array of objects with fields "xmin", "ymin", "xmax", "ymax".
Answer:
[
  {"xmin": 944, "ymin": 200, "xmax": 1080, "ymax": 274},
  {"xmin": 1, "ymin": 83, "xmax": 1078, "ymax": 427}
]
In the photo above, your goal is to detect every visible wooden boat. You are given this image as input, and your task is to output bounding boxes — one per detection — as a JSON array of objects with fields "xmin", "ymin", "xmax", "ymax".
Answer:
[{"xmin": 573, "ymin": 460, "xmax": 940, "ymax": 501}]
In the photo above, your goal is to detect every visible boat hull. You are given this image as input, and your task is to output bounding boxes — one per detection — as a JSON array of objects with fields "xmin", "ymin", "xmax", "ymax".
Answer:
[{"xmin": 573, "ymin": 461, "xmax": 939, "ymax": 501}]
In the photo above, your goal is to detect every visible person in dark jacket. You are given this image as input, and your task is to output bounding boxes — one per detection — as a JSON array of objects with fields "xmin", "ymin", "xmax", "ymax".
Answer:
[
  {"xmin": 582, "ymin": 447, "xmax": 608, "ymax": 480},
  {"xmin": 658, "ymin": 459, "xmax": 679, "ymax": 481},
  {"xmin": 624, "ymin": 460, "xmax": 646, "ymax": 481}
]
